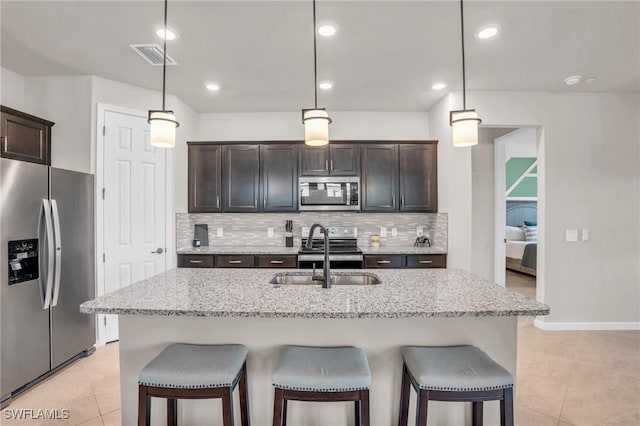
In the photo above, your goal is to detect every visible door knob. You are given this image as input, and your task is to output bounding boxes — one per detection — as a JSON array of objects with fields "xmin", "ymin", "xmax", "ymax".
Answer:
[{"xmin": 151, "ymin": 248, "xmax": 164, "ymax": 254}]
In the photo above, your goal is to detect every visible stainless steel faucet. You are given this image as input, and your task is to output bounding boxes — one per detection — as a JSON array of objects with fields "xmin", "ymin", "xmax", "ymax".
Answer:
[{"xmin": 306, "ymin": 223, "xmax": 331, "ymax": 288}]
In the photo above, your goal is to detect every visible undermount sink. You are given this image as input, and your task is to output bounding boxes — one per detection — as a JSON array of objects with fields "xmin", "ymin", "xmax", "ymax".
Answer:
[{"xmin": 270, "ymin": 272, "xmax": 382, "ymax": 286}]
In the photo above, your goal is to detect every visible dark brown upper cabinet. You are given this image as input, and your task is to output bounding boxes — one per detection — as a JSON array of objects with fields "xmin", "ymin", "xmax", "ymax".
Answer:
[
  {"xmin": 188, "ymin": 144, "xmax": 222, "ymax": 213},
  {"xmin": 299, "ymin": 143, "xmax": 358, "ymax": 176},
  {"xmin": 223, "ymin": 145, "xmax": 260, "ymax": 212},
  {"xmin": 360, "ymin": 144, "xmax": 398, "ymax": 212},
  {"xmin": 1, "ymin": 105, "xmax": 54, "ymax": 165},
  {"xmin": 261, "ymin": 144, "xmax": 298, "ymax": 212},
  {"xmin": 399, "ymin": 143, "xmax": 438, "ymax": 212}
]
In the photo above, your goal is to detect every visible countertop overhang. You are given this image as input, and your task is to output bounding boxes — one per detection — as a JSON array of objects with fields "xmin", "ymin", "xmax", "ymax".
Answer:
[{"xmin": 80, "ymin": 268, "xmax": 549, "ymax": 319}]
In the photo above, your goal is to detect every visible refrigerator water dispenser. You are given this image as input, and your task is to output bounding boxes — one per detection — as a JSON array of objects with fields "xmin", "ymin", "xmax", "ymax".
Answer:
[{"xmin": 8, "ymin": 239, "xmax": 39, "ymax": 285}]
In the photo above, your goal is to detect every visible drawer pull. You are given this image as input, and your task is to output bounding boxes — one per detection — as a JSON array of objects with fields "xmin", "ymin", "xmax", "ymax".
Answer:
[
  {"xmin": 377, "ymin": 260, "xmax": 391, "ymax": 264},
  {"xmin": 269, "ymin": 260, "xmax": 284, "ymax": 264},
  {"xmin": 228, "ymin": 260, "xmax": 243, "ymax": 264},
  {"xmin": 189, "ymin": 260, "xmax": 203, "ymax": 264},
  {"xmin": 419, "ymin": 260, "xmax": 433, "ymax": 264}
]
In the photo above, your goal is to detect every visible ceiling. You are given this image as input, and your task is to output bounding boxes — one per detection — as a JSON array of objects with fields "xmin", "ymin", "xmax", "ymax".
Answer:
[{"xmin": 2, "ymin": 1, "xmax": 638, "ymax": 113}]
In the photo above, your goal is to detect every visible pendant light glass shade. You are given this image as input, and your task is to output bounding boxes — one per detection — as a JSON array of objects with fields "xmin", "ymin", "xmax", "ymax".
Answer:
[
  {"xmin": 149, "ymin": 110, "xmax": 179, "ymax": 148},
  {"xmin": 450, "ymin": 109, "xmax": 481, "ymax": 147},
  {"xmin": 303, "ymin": 108, "xmax": 331, "ymax": 146},
  {"xmin": 148, "ymin": 0, "xmax": 178, "ymax": 148}
]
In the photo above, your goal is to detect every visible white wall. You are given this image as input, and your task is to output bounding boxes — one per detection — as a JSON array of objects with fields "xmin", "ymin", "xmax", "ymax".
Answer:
[
  {"xmin": 445, "ymin": 91, "xmax": 640, "ymax": 326},
  {"xmin": 504, "ymin": 127, "xmax": 537, "ymax": 158},
  {"xmin": 471, "ymin": 128, "xmax": 497, "ymax": 282},
  {"xmin": 428, "ymin": 93, "xmax": 473, "ymax": 271},
  {"xmin": 1, "ymin": 66, "xmax": 25, "ymax": 109},
  {"xmin": 23, "ymin": 76, "xmax": 93, "ymax": 174}
]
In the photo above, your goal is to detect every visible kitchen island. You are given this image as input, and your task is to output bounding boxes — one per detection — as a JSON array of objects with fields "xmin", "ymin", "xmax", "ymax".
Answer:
[{"xmin": 81, "ymin": 268, "xmax": 548, "ymax": 426}]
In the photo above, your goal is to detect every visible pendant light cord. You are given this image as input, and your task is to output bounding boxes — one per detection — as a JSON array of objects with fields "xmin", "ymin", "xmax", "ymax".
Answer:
[
  {"xmin": 162, "ymin": 0, "xmax": 168, "ymax": 110},
  {"xmin": 312, "ymin": 0, "xmax": 318, "ymax": 109},
  {"xmin": 460, "ymin": 0, "xmax": 466, "ymax": 110}
]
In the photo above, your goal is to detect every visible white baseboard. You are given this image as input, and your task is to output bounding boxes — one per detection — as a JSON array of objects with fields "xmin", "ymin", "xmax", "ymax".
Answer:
[{"xmin": 534, "ymin": 318, "xmax": 640, "ymax": 331}]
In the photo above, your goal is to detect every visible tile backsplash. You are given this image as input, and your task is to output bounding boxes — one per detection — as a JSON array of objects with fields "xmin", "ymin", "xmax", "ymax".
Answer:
[{"xmin": 176, "ymin": 212, "xmax": 447, "ymax": 252}]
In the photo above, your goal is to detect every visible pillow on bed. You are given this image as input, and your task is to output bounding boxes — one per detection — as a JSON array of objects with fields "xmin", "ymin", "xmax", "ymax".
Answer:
[
  {"xmin": 505, "ymin": 226, "xmax": 526, "ymax": 241},
  {"xmin": 523, "ymin": 225, "xmax": 538, "ymax": 242},
  {"xmin": 524, "ymin": 220, "xmax": 537, "ymax": 226}
]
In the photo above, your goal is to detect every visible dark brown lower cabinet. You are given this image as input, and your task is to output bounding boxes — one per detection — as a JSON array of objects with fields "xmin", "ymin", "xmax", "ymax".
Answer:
[
  {"xmin": 257, "ymin": 255, "xmax": 297, "ymax": 268},
  {"xmin": 216, "ymin": 255, "xmax": 256, "ymax": 268},
  {"xmin": 178, "ymin": 254, "xmax": 215, "ymax": 268},
  {"xmin": 364, "ymin": 254, "xmax": 447, "ymax": 269}
]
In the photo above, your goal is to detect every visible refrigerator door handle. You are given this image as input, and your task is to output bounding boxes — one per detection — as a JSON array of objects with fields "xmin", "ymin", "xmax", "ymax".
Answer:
[
  {"xmin": 51, "ymin": 199, "xmax": 62, "ymax": 307},
  {"xmin": 39, "ymin": 199, "xmax": 54, "ymax": 310}
]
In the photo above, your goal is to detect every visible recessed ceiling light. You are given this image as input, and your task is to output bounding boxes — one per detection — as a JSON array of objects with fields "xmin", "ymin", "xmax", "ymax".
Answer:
[
  {"xmin": 476, "ymin": 26, "xmax": 499, "ymax": 39},
  {"xmin": 585, "ymin": 77, "xmax": 597, "ymax": 84},
  {"xmin": 205, "ymin": 83, "xmax": 220, "ymax": 91},
  {"xmin": 318, "ymin": 25, "xmax": 337, "ymax": 37},
  {"xmin": 156, "ymin": 29, "xmax": 177, "ymax": 40},
  {"xmin": 564, "ymin": 75, "xmax": 581, "ymax": 86},
  {"xmin": 432, "ymin": 83, "xmax": 447, "ymax": 90},
  {"xmin": 319, "ymin": 81, "xmax": 333, "ymax": 90}
]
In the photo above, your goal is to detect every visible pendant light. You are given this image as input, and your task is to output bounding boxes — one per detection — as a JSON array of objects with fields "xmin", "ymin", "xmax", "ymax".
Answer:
[
  {"xmin": 449, "ymin": 0, "xmax": 481, "ymax": 147},
  {"xmin": 302, "ymin": 0, "xmax": 332, "ymax": 146},
  {"xmin": 148, "ymin": 0, "xmax": 179, "ymax": 148}
]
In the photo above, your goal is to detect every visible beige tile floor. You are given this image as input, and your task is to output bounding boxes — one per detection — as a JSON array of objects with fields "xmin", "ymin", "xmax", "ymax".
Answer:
[{"xmin": 3, "ymin": 271, "xmax": 639, "ymax": 425}]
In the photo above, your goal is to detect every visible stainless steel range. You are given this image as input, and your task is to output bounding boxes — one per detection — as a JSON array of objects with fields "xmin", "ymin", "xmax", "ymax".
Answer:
[{"xmin": 298, "ymin": 226, "xmax": 363, "ymax": 269}]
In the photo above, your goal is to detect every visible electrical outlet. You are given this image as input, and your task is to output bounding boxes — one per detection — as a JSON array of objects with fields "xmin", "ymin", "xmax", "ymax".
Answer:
[
  {"xmin": 217, "ymin": 227, "xmax": 224, "ymax": 237},
  {"xmin": 581, "ymin": 229, "xmax": 589, "ymax": 241},
  {"xmin": 380, "ymin": 227, "xmax": 387, "ymax": 237},
  {"xmin": 565, "ymin": 229, "xmax": 578, "ymax": 242},
  {"xmin": 416, "ymin": 226, "xmax": 424, "ymax": 236},
  {"xmin": 267, "ymin": 227, "xmax": 274, "ymax": 238},
  {"xmin": 391, "ymin": 228, "xmax": 398, "ymax": 237}
]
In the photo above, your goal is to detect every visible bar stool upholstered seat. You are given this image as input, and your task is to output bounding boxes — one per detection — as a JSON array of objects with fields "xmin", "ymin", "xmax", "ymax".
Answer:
[
  {"xmin": 138, "ymin": 343, "xmax": 250, "ymax": 426},
  {"xmin": 272, "ymin": 346, "xmax": 371, "ymax": 426},
  {"xmin": 399, "ymin": 346, "xmax": 514, "ymax": 426}
]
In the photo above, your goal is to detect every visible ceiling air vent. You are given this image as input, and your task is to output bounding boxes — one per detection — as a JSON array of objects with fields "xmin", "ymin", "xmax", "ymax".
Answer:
[{"xmin": 130, "ymin": 44, "xmax": 177, "ymax": 66}]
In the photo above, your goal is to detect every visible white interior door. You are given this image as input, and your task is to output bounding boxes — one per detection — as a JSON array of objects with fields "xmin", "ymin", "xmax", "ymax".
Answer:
[{"xmin": 103, "ymin": 110, "xmax": 166, "ymax": 342}]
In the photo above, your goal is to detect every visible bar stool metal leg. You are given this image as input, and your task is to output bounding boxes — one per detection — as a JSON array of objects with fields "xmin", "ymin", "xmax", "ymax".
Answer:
[
  {"xmin": 398, "ymin": 364, "xmax": 411, "ymax": 426},
  {"xmin": 167, "ymin": 398, "xmax": 177, "ymax": 426},
  {"xmin": 472, "ymin": 401, "xmax": 483, "ymax": 426}
]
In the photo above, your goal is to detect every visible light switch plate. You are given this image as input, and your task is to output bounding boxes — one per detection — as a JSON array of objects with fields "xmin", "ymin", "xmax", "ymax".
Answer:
[
  {"xmin": 417, "ymin": 226, "xmax": 424, "ymax": 236},
  {"xmin": 380, "ymin": 227, "xmax": 387, "ymax": 237},
  {"xmin": 581, "ymin": 229, "xmax": 589, "ymax": 241},
  {"xmin": 217, "ymin": 227, "xmax": 224, "ymax": 237},
  {"xmin": 566, "ymin": 229, "xmax": 578, "ymax": 242},
  {"xmin": 267, "ymin": 228, "xmax": 274, "ymax": 238},
  {"xmin": 391, "ymin": 228, "xmax": 398, "ymax": 237}
]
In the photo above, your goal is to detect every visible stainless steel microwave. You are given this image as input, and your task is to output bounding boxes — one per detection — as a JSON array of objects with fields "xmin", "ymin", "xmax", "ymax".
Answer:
[{"xmin": 299, "ymin": 176, "xmax": 360, "ymax": 211}]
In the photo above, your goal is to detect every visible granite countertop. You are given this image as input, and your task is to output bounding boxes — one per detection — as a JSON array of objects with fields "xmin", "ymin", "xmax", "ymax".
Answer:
[
  {"xmin": 177, "ymin": 246, "xmax": 447, "ymax": 255},
  {"xmin": 80, "ymin": 268, "xmax": 549, "ymax": 319}
]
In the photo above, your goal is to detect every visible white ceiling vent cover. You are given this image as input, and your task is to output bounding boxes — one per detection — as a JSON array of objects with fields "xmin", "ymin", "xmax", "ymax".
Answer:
[{"xmin": 130, "ymin": 44, "xmax": 177, "ymax": 66}]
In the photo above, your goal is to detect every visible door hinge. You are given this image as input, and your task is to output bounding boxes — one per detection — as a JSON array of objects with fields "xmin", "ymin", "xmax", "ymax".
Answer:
[
  {"xmin": 102, "ymin": 188, "xmax": 105, "ymax": 200},
  {"xmin": 102, "ymin": 253, "xmax": 106, "ymax": 263},
  {"xmin": 102, "ymin": 126, "xmax": 106, "ymax": 136}
]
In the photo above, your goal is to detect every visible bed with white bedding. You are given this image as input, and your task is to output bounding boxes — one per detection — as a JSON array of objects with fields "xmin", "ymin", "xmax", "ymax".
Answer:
[{"xmin": 505, "ymin": 201, "xmax": 537, "ymax": 276}]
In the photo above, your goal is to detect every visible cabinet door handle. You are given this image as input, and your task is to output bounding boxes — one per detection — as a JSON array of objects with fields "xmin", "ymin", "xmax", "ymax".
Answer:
[
  {"xmin": 216, "ymin": 196, "xmax": 220, "ymax": 209},
  {"xmin": 377, "ymin": 260, "xmax": 391, "ymax": 264},
  {"xmin": 401, "ymin": 196, "xmax": 404, "ymax": 207},
  {"xmin": 1, "ymin": 136, "xmax": 6, "ymax": 152},
  {"xmin": 392, "ymin": 195, "xmax": 395, "ymax": 207},
  {"xmin": 269, "ymin": 260, "xmax": 284, "ymax": 264},
  {"xmin": 330, "ymin": 160, "xmax": 334, "ymax": 172},
  {"xmin": 263, "ymin": 196, "xmax": 266, "ymax": 206},
  {"xmin": 255, "ymin": 197, "xmax": 258, "ymax": 207},
  {"xmin": 325, "ymin": 160, "xmax": 329, "ymax": 171},
  {"xmin": 419, "ymin": 260, "xmax": 433, "ymax": 264},
  {"xmin": 228, "ymin": 260, "xmax": 243, "ymax": 264},
  {"xmin": 189, "ymin": 260, "xmax": 203, "ymax": 264}
]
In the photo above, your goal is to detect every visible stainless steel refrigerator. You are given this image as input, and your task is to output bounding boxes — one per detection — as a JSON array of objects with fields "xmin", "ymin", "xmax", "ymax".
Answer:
[{"xmin": 0, "ymin": 158, "xmax": 95, "ymax": 407}]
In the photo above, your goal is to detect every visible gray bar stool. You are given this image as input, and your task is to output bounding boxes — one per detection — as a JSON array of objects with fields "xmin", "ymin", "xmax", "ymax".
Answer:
[
  {"xmin": 272, "ymin": 346, "xmax": 371, "ymax": 426},
  {"xmin": 138, "ymin": 343, "xmax": 250, "ymax": 426},
  {"xmin": 399, "ymin": 346, "xmax": 514, "ymax": 426}
]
